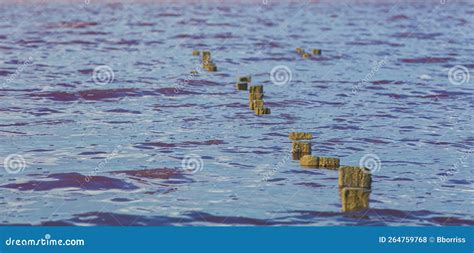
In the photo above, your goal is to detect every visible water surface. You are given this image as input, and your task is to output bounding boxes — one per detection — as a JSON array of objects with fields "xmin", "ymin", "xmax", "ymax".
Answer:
[{"xmin": 0, "ymin": 1, "xmax": 473, "ymax": 226}]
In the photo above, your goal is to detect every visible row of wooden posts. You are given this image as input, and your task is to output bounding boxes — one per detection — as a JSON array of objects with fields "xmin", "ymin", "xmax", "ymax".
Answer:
[
  {"xmin": 192, "ymin": 50, "xmax": 271, "ymax": 116},
  {"xmin": 191, "ymin": 49, "xmax": 371, "ymax": 212},
  {"xmin": 290, "ymin": 132, "xmax": 372, "ymax": 212},
  {"xmin": 193, "ymin": 50, "xmax": 217, "ymax": 72},
  {"xmin": 236, "ymin": 74, "xmax": 271, "ymax": 115}
]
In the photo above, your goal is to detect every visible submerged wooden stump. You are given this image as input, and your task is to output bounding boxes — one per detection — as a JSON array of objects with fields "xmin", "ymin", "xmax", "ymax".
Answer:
[
  {"xmin": 338, "ymin": 166, "xmax": 372, "ymax": 189},
  {"xmin": 249, "ymin": 92, "xmax": 264, "ymax": 100},
  {"xmin": 203, "ymin": 62, "xmax": 217, "ymax": 72},
  {"xmin": 249, "ymin": 86, "xmax": 264, "ymax": 110},
  {"xmin": 249, "ymin": 93, "xmax": 264, "ymax": 99},
  {"xmin": 253, "ymin": 99, "xmax": 264, "ymax": 109},
  {"xmin": 318, "ymin": 157, "xmax": 340, "ymax": 168},
  {"xmin": 292, "ymin": 142, "xmax": 311, "ymax": 153},
  {"xmin": 248, "ymin": 85, "xmax": 270, "ymax": 115},
  {"xmin": 255, "ymin": 108, "xmax": 271, "ymax": 115},
  {"xmin": 299, "ymin": 154, "xmax": 318, "ymax": 166},
  {"xmin": 201, "ymin": 51, "xmax": 217, "ymax": 72},
  {"xmin": 300, "ymin": 155, "xmax": 339, "ymax": 169},
  {"xmin": 239, "ymin": 76, "xmax": 251, "ymax": 83},
  {"xmin": 236, "ymin": 82, "xmax": 248, "ymax": 91},
  {"xmin": 288, "ymin": 132, "xmax": 313, "ymax": 140},
  {"xmin": 249, "ymin": 98, "xmax": 262, "ymax": 110},
  {"xmin": 202, "ymin": 51, "xmax": 211, "ymax": 61},
  {"xmin": 312, "ymin": 49, "xmax": 322, "ymax": 55},
  {"xmin": 249, "ymin": 85, "xmax": 263, "ymax": 94},
  {"xmin": 341, "ymin": 187, "xmax": 370, "ymax": 212},
  {"xmin": 292, "ymin": 142, "xmax": 311, "ymax": 160},
  {"xmin": 292, "ymin": 152, "xmax": 310, "ymax": 160}
]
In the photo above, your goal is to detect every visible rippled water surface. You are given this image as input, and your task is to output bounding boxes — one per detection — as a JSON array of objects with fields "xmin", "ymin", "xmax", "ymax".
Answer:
[{"xmin": 0, "ymin": 1, "xmax": 473, "ymax": 226}]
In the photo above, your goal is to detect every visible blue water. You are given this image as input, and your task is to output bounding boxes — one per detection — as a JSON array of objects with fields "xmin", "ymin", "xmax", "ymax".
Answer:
[{"xmin": 0, "ymin": 1, "xmax": 473, "ymax": 226}]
